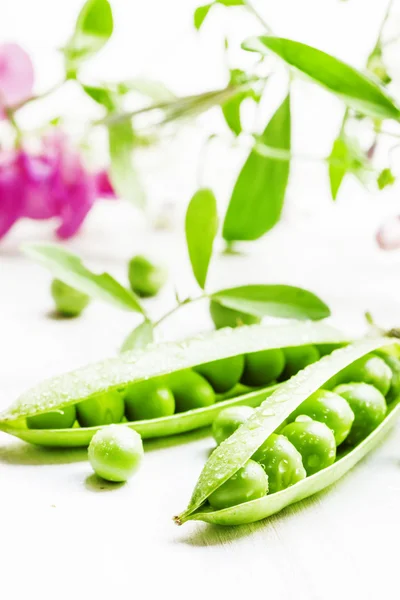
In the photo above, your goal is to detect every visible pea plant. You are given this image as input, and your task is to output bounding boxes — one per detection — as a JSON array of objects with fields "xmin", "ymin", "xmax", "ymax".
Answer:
[
  {"xmin": 24, "ymin": 182, "xmax": 330, "ymax": 351},
  {"xmin": 1, "ymin": 0, "xmax": 400, "ymax": 247}
]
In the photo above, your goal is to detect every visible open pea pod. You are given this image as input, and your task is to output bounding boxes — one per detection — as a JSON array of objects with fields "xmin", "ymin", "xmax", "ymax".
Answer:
[
  {"xmin": 175, "ymin": 336, "xmax": 398, "ymax": 526},
  {"xmin": 0, "ymin": 322, "xmax": 347, "ymax": 447}
]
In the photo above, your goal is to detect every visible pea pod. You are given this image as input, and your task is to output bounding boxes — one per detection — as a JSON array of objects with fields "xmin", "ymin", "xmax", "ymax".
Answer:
[
  {"xmin": 175, "ymin": 337, "xmax": 398, "ymax": 526},
  {"xmin": 0, "ymin": 323, "xmax": 346, "ymax": 447}
]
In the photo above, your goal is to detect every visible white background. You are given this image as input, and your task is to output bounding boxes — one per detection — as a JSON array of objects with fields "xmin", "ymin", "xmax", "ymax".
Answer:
[{"xmin": 2, "ymin": 1, "xmax": 400, "ymax": 599}]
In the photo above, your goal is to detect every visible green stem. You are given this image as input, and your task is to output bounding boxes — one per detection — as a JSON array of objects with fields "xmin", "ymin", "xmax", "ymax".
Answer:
[
  {"xmin": 153, "ymin": 295, "xmax": 207, "ymax": 329},
  {"xmin": 243, "ymin": 0, "xmax": 273, "ymax": 32}
]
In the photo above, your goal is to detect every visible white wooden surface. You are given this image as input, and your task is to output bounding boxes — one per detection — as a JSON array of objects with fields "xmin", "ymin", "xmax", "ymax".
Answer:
[{"xmin": 1, "ymin": 202, "xmax": 400, "ymax": 600}]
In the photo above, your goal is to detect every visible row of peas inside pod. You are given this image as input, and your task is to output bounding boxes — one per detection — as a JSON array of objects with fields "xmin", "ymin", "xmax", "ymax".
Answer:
[
  {"xmin": 25, "ymin": 344, "xmax": 329, "ymax": 431},
  {"xmin": 205, "ymin": 350, "xmax": 400, "ymax": 511}
]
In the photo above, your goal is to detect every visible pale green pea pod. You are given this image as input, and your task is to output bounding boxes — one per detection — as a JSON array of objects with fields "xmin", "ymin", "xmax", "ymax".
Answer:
[
  {"xmin": 175, "ymin": 337, "xmax": 400, "ymax": 527},
  {"xmin": 0, "ymin": 322, "xmax": 348, "ymax": 448}
]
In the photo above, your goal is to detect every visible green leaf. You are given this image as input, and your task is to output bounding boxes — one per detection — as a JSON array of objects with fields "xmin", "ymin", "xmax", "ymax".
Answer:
[
  {"xmin": 223, "ymin": 94, "xmax": 291, "ymax": 241},
  {"xmin": 176, "ymin": 336, "xmax": 395, "ymax": 523},
  {"xmin": 221, "ymin": 69, "xmax": 262, "ymax": 136},
  {"xmin": 83, "ymin": 85, "xmax": 119, "ymax": 111},
  {"xmin": 222, "ymin": 95, "xmax": 243, "ymax": 135},
  {"xmin": 108, "ymin": 121, "xmax": 146, "ymax": 208},
  {"xmin": 243, "ymin": 36, "xmax": 400, "ymax": 120},
  {"xmin": 329, "ymin": 138, "xmax": 348, "ymax": 200},
  {"xmin": 328, "ymin": 136, "xmax": 369, "ymax": 200},
  {"xmin": 211, "ymin": 284, "xmax": 330, "ymax": 320},
  {"xmin": 65, "ymin": 0, "xmax": 113, "ymax": 76},
  {"xmin": 120, "ymin": 320, "xmax": 154, "ymax": 353},
  {"xmin": 377, "ymin": 167, "xmax": 395, "ymax": 190},
  {"xmin": 117, "ymin": 78, "xmax": 176, "ymax": 103},
  {"xmin": 185, "ymin": 189, "xmax": 218, "ymax": 289},
  {"xmin": 194, "ymin": 4, "xmax": 213, "ymax": 29},
  {"xmin": 23, "ymin": 243, "xmax": 144, "ymax": 313},
  {"xmin": 218, "ymin": 0, "xmax": 244, "ymax": 5}
]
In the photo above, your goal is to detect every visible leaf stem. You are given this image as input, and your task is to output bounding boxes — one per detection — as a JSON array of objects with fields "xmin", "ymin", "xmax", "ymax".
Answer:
[
  {"xmin": 153, "ymin": 294, "xmax": 207, "ymax": 328},
  {"xmin": 243, "ymin": 0, "xmax": 273, "ymax": 32}
]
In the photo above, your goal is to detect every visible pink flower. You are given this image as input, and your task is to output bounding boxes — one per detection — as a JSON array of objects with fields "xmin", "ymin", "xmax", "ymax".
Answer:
[
  {"xmin": 0, "ymin": 132, "xmax": 116, "ymax": 239},
  {"xmin": 0, "ymin": 43, "xmax": 34, "ymax": 118},
  {"xmin": 376, "ymin": 216, "xmax": 400, "ymax": 251}
]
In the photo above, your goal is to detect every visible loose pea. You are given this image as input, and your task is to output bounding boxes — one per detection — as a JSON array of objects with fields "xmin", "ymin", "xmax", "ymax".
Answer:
[
  {"xmin": 168, "ymin": 370, "xmax": 216, "ymax": 412},
  {"xmin": 208, "ymin": 459, "xmax": 269, "ymax": 510},
  {"xmin": 124, "ymin": 380, "xmax": 175, "ymax": 420},
  {"xmin": 289, "ymin": 389, "xmax": 355, "ymax": 445},
  {"xmin": 195, "ymin": 355, "xmax": 245, "ymax": 393},
  {"xmin": 128, "ymin": 255, "xmax": 167, "ymax": 298},
  {"xmin": 280, "ymin": 345, "xmax": 320, "ymax": 380},
  {"xmin": 88, "ymin": 425, "xmax": 144, "ymax": 483},
  {"xmin": 241, "ymin": 349, "xmax": 285, "ymax": 387},
  {"xmin": 27, "ymin": 405, "xmax": 77, "ymax": 430},
  {"xmin": 252, "ymin": 434, "xmax": 306, "ymax": 494},
  {"xmin": 329, "ymin": 354, "xmax": 392, "ymax": 396},
  {"xmin": 209, "ymin": 300, "xmax": 261, "ymax": 329},
  {"xmin": 212, "ymin": 405, "xmax": 255, "ymax": 445},
  {"xmin": 281, "ymin": 416, "xmax": 336, "ymax": 476},
  {"xmin": 375, "ymin": 353, "xmax": 400, "ymax": 403},
  {"xmin": 333, "ymin": 382, "xmax": 387, "ymax": 446},
  {"xmin": 51, "ymin": 279, "xmax": 90, "ymax": 317},
  {"xmin": 77, "ymin": 391, "xmax": 125, "ymax": 427}
]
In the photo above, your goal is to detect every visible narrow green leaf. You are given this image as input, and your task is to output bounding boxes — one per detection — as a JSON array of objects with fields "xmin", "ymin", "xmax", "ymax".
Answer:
[
  {"xmin": 222, "ymin": 95, "xmax": 243, "ymax": 135},
  {"xmin": 194, "ymin": 4, "xmax": 213, "ymax": 29},
  {"xmin": 23, "ymin": 243, "xmax": 144, "ymax": 313},
  {"xmin": 117, "ymin": 78, "xmax": 176, "ymax": 103},
  {"xmin": 218, "ymin": 0, "xmax": 244, "ymax": 5},
  {"xmin": 328, "ymin": 136, "xmax": 369, "ymax": 200},
  {"xmin": 377, "ymin": 167, "xmax": 395, "ymax": 190},
  {"xmin": 83, "ymin": 85, "xmax": 118, "ymax": 111},
  {"xmin": 211, "ymin": 284, "xmax": 330, "ymax": 320},
  {"xmin": 176, "ymin": 336, "xmax": 394, "ymax": 522},
  {"xmin": 185, "ymin": 189, "xmax": 218, "ymax": 289},
  {"xmin": 108, "ymin": 121, "xmax": 146, "ymax": 208},
  {"xmin": 223, "ymin": 95, "xmax": 291, "ymax": 241},
  {"xmin": 120, "ymin": 320, "xmax": 154, "ymax": 353},
  {"xmin": 243, "ymin": 36, "xmax": 400, "ymax": 120},
  {"xmin": 221, "ymin": 69, "xmax": 261, "ymax": 136},
  {"xmin": 65, "ymin": 0, "xmax": 113, "ymax": 75},
  {"xmin": 329, "ymin": 138, "xmax": 348, "ymax": 200}
]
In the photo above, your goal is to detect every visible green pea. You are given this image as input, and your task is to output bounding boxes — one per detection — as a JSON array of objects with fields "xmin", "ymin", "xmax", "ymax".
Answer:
[
  {"xmin": 209, "ymin": 300, "xmax": 261, "ymax": 329},
  {"xmin": 168, "ymin": 370, "xmax": 216, "ymax": 412},
  {"xmin": 289, "ymin": 389, "xmax": 355, "ymax": 445},
  {"xmin": 241, "ymin": 349, "xmax": 285, "ymax": 387},
  {"xmin": 252, "ymin": 434, "xmax": 306, "ymax": 494},
  {"xmin": 51, "ymin": 279, "xmax": 90, "ymax": 317},
  {"xmin": 128, "ymin": 255, "xmax": 167, "ymax": 298},
  {"xmin": 77, "ymin": 391, "xmax": 125, "ymax": 427},
  {"xmin": 316, "ymin": 343, "xmax": 347, "ymax": 357},
  {"xmin": 280, "ymin": 345, "xmax": 320, "ymax": 380},
  {"xmin": 208, "ymin": 459, "xmax": 268, "ymax": 510},
  {"xmin": 375, "ymin": 353, "xmax": 400, "ymax": 403},
  {"xmin": 212, "ymin": 405, "xmax": 255, "ymax": 444},
  {"xmin": 333, "ymin": 382, "xmax": 387, "ymax": 446},
  {"xmin": 27, "ymin": 405, "xmax": 76, "ymax": 430},
  {"xmin": 281, "ymin": 416, "xmax": 336, "ymax": 475},
  {"xmin": 124, "ymin": 380, "xmax": 175, "ymax": 420},
  {"xmin": 330, "ymin": 354, "xmax": 392, "ymax": 396},
  {"xmin": 195, "ymin": 355, "xmax": 244, "ymax": 393},
  {"xmin": 88, "ymin": 425, "xmax": 144, "ymax": 483}
]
